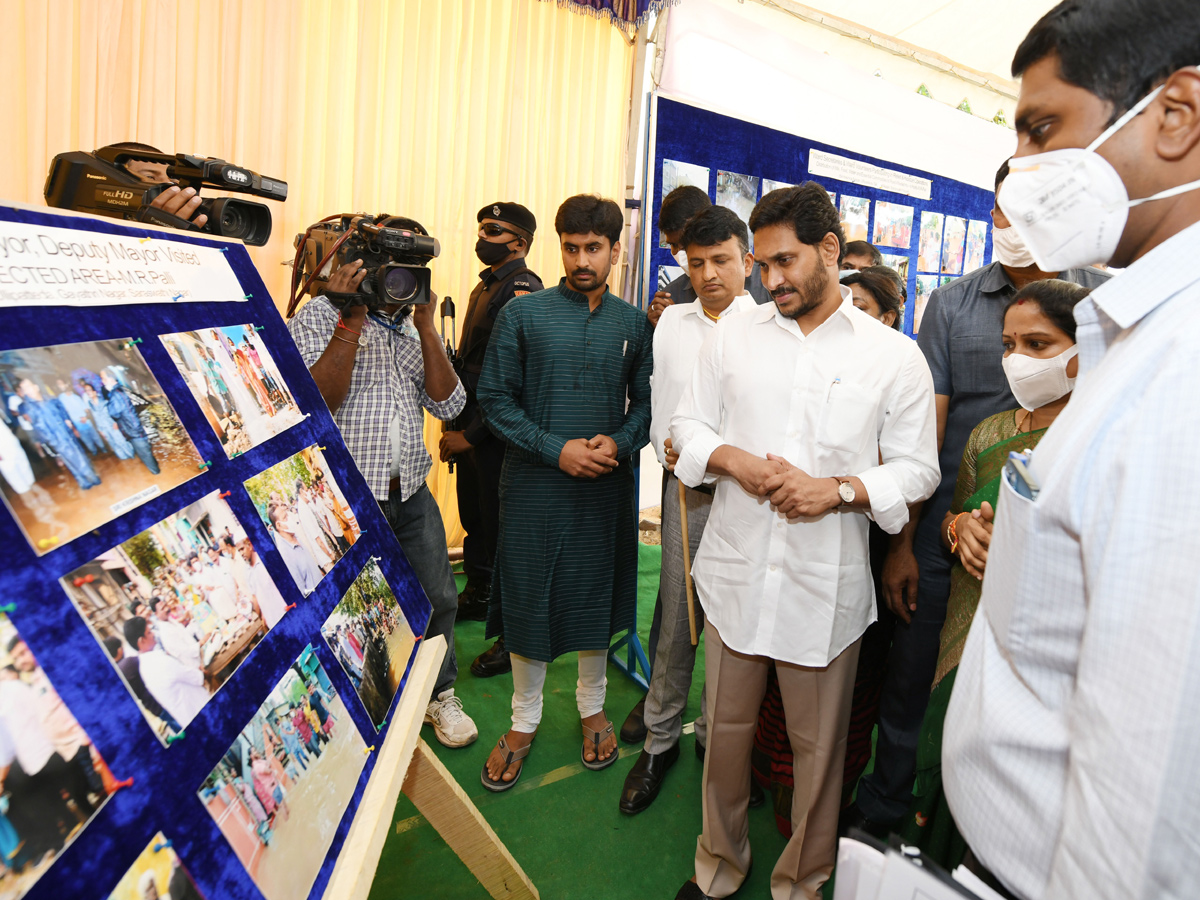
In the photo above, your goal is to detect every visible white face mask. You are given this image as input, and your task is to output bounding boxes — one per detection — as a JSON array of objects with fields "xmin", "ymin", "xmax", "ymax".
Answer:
[
  {"xmin": 1002, "ymin": 345, "xmax": 1078, "ymax": 411},
  {"xmin": 673, "ymin": 249, "xmax": 689, "ymax": 269},
  {"xmin": 998, "ymin": 70, "xmax": 1200, "ymax": 271},
  {"xmin": 838, "ymin": 268, "xmax": 859, "ymax": 281},
  {"xmin": 990, "ymin": 225, "xmax": 1036, "ymax": 268}
]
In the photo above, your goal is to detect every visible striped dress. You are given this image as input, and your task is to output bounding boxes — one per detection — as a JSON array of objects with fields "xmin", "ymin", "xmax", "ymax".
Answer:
[{"xmin": 477, "ymin": 280, "xmax": 653, "ymax": 662}]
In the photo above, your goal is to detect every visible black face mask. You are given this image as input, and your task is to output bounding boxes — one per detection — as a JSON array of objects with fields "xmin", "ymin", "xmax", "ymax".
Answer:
[{"xmin": 475, "ymin": 237, "xmax": 514, "ymax": 266}]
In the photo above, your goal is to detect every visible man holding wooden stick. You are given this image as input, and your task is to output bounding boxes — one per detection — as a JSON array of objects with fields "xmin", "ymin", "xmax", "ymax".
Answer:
[{"xmin": 619, "ymin": 207, "xmax": 758, "ymax": 816}]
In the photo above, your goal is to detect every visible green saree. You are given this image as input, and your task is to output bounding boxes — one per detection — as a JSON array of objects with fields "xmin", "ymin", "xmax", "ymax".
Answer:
[{"xmin": 898, "ymin": 409, "xmax": 1047, "ymax": 867}]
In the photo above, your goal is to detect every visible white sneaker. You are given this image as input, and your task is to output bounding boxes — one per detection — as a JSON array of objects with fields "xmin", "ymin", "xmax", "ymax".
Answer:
[{"xmin": 424, "ymin": 689, "xmax": 478, "ymax": 748}]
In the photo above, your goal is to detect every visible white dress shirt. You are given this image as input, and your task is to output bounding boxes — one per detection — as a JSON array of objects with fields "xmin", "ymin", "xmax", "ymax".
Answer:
[
  {"xmin": 156, "ymin": 617, "xmax": 202, "ymax": 670},
  {"xmin": 247, "ymin": 557, "xmax": 288, "ymax": 629},
  {"xmin": 0, "ymin": 679, "xmax": 56, "ymax": 774},
  {"xmin": 139, "ymin": 647, "xmax": 210, "ymax": 728},
  {"xmin": 650, "ymin": 293, "xmax": 758, "ymax": 467},
  {"xmin": 944, "ymin": 220, "xmax": 1200, "ymax": 900},
  {"xmin": 671, "ymin": 288, "xmax": 939, "ymax": 666}
]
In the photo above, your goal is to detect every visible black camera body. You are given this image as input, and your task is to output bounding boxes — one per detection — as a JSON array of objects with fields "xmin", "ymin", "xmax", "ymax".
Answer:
[
  {"xmin": 43, "ymin": 147, "xmax": 287, "ymax": 246},
  {"xmin": 289, "ymin": 214, "xmax": 441, "ymax": 317}
]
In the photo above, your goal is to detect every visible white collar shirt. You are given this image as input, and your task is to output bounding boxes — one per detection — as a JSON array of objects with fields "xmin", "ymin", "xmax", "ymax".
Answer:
[
  {"xmin": 0, "ymin": 679, "xmax": 55, "ymax": 774},
  {"xmin": 650, "ymin": 293, "xmax": 758, "ymax": 467},
  {"xmin": 670, "ymin": 288, "xmax": 939, "ymax": 666},
  {"xmin": 944, "ymin": 219, "xmax": 1200, "ymax": 900},
  {"xmin": 139, "ymin": 647, "xmax": 209, "ymax": 729}
]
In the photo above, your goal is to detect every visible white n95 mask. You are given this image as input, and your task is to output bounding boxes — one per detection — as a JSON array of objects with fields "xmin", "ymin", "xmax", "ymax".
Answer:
[
  {"xmin": 673, "ymin": 249, "xmax": 689, "ymax": 269},
  {"xmin": 1002, "ymin": 345, "xmax": 1078, "ymax": 411},
  {"xmin": 990, "ymin": 225, "xmax": 1036, "ymax": 268},
  {"xmin": 998, "ymin": 70, "xmax": 1200, "ymax": 271}
]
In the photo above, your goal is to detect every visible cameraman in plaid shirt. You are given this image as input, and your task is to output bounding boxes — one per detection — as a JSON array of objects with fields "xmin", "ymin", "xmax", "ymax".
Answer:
[{"xmin": 288, "ymin": 217, "xmax": 478, "ymax": 749}]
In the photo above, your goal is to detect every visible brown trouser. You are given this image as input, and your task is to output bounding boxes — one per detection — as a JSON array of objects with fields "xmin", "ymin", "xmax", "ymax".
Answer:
[{"xmin": 695, "ymin": 624, "xmax": 861, "ymax": 900}]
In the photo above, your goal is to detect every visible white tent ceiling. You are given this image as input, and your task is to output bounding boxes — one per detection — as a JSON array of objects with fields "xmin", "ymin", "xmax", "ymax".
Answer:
[{"xmin": 760, "ymin": 0, "xmax": 1062, "ymax": 86}]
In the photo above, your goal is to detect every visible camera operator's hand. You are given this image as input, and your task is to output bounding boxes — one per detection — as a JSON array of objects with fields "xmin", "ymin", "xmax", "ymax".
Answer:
[
  {"xmin": 149, "ymin": 185, "xmax": 209, "ymax": 229},
  {"xmin": 411, "ymin": 290, "xmax": 438, "ymax": 334}
]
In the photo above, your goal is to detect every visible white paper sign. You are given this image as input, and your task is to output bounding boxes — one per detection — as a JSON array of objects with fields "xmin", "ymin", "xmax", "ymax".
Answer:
[
  {"xmin": 808, "ymin": 149, "xmax": 933, "ymax": 201},
  {"xmin": 0, "ymin": 219, "xmax": 246, "ymax": 306}
]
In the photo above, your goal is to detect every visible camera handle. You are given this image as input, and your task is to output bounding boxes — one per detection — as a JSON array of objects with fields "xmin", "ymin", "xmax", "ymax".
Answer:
[
  {"xmin": 439, "ymin": 297, "xmax": 457, "ymax": 474},
  {"xmin": 135, "ymin": 204, "xmax": 201, "ymax": 234}
]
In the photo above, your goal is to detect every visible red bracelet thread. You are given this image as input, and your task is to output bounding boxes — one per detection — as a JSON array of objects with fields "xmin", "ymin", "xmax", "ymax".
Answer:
[{"xmin": 336, "ymin": 318, "xmax": 361, "ymax": 336}]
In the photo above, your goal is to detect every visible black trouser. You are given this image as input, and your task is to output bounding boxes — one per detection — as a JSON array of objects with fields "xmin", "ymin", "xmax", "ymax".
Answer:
[{"xmin": 456, "ymin": 436, "xmax": 506, "ymax": 589}]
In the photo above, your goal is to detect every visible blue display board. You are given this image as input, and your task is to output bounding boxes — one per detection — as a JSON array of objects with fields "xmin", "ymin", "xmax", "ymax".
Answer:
[
  {"xmin": 0, "ymin": 203, "xmax": 431, "ymax": 900},
  {"xmin": 646, "ymin": 96, "xmax": 998, "ymax": 335}
]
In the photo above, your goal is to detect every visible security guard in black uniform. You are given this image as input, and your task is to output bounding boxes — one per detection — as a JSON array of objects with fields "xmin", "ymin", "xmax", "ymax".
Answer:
[{"xmin": 439, "ymin": 202, "xmax": 542, "ymax": 678}]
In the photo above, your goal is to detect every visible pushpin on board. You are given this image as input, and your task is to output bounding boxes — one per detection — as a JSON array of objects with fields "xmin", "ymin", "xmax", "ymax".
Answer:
[{"xmin": 166, "ymin": 732, "xmax": 187, "ymax": 745}]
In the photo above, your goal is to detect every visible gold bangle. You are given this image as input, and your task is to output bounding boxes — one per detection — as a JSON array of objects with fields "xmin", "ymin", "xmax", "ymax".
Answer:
[{"xmin": 331, "ymin": 333, "xmax": 359, "ymax": 347}]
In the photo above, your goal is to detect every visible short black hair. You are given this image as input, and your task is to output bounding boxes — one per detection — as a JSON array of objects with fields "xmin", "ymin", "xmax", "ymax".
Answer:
[
  {"xmin": 749, "ymin": 182, "xmax": 846, "ymax": 265},
  {"xmin": 103, "ymin": 636, "xmax": 123, "ymax": 659},
  {"xmin": 844, "ymin": 241, "xmax": 883, "ymax": 266},
  {"xmin": 995, "ymin": 158, "xmax": 1011, "ymax": 191},
  {"xmin": 1011, "ymin": 0, "xmax": 1200, "ymax": 123},
  {"xmin": 124, "ymin": 616, "xmax": 149, "ymax": 647},
  {"xmin": 1004, "ymin": 278, "xmax": 1092, "ymax": 341},
  {"xmin": 679, "ymin": 206, "xmax": 750, "ymax": 255},
  {"xmin": 660, "ymin": 186, "xmax": 712, "ymax": 234},
  {"xmin": 843, "ymin": 269, "xmax": 904, "ymax": 331},
  {"xmin": 862, "ymin": 264, "xmax": 908, "ymax": 302},
  {"xmin": 4, "ymin": 636, "xmax": 21, "ymax": 655},
  {"xmin": 555, "ymin": 195, "xmax": 624, "ymax": 246}
]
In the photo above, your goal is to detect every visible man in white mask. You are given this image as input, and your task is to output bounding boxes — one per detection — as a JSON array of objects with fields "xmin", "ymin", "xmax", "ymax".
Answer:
[
  {"xmin": 843, "ymin": 160, "xmax": 1110, "ymax": 839},
  {"xmin": 942, "ymin": 1, "xmax": 1200, "ymax": 898}
]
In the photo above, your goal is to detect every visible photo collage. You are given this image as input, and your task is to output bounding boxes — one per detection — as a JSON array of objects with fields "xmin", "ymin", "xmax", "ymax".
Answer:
[
  {"xmin": 0, "ymin": 302, "xmax": 421, "ymax": 898},
  {"xmin": 658, "ymin": 158, "xmax": 993, "ymax": 337}
]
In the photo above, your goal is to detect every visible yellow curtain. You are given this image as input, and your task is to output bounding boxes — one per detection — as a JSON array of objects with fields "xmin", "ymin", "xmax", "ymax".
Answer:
[{"xmin": 0, "ymin": 0, "xmax": 635, "ymax": 547}]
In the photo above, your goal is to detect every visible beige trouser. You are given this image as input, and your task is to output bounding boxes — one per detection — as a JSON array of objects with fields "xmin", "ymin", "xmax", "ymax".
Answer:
[{"xmin": 695, "ymin": 624, "xmax": 861, "ymax": 900}]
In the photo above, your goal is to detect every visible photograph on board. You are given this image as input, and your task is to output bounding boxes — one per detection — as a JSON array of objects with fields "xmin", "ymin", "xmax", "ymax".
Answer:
[
  {"xmin": 963, "ymin": 219, "xmax": 989, "ymax": 273},
  {"xmin": 321, "ymin": 559, "xmax": 418, "ymax": 730},
  {"xmin": 197, "ymin": 645, "xmax": 365, "ymax": 900},
  {"xmin": 871, "ymin": 202, "xmax": 914, "ymax": 249},
  {"xmin": 160, "ymin": 325, "xmax": 303, "ymax": 458},
  {"xmin": 917, "ymin": 212, "xmax": 944, "ymax": 273},
  {"xmin": 761, "ymin": 178, "xmax": 795, "ymax": 197},
  {"xmin": 0, "ymin": 338, "xmax": 204, "ymax": 555},
  {"xmin": 838, "ymin": 196, "xmax": 871, "ymax": 243},
  {"xmin": 660, "ymin": 160, "xmax": 710, "ymax": 247},
  {"xmin": 105, "ymin": 831, "xmax": 205, "ymax": 900},
  {"xmin": 715, "ymin": 170, "xmax": 760, "ymax": 234},
  {"xmin": 879, "ymin": 253, "xmax": 910, "ymax": 285},
  {"xmin": 0, "ymin": 614, "xmax": 118, "ymax": 899},
  {"xmin": 657, "ymin": 265, "xmax": 683, "ymax": 293},
  {"xmin": 941, "ymin": 215, "xmax": 967, "ymax": 275},
  {"xmin": 243, "ymin": 446, "xmax": 361, "ymax": 597},
  {"xmin": 914, "ymin": 274, "xmax": 940, "ymax": 334},
  {"xmin": 61, "ymin": 490, "xmax": 287, "ymax": 742}
]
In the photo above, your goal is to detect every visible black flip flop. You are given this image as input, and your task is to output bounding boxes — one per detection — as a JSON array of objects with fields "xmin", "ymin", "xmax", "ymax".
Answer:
[
  {"xmin": 581, "ymin": 719, "xmax": 618, "ymax": 771},
  {"xmin": 480, "ymin": 734, "xmax": 532, "ymax": 793}
]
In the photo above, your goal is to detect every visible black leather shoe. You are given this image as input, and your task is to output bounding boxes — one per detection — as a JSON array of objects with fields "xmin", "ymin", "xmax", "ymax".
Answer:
[
  {"xmin": 470, "ymin": 636, "xmax": 512, "ymax": 678},
  {"xmin": 620, "ymin": 697, "xmax": 647, "ymax": 743},
  {"xmin": 838, "ymin": 803, "xmax": 896, "ymax": 839},
  {"xmin": 674, "ymin": 880, "xmax": 716, "ymax": 900},
  {"xmin": 619, "ymin": 743, "xmax": 680, "ymax": 815},
  {"xmin": 456, "ymin": 583, "xmax": 489, "ymax": 622}
]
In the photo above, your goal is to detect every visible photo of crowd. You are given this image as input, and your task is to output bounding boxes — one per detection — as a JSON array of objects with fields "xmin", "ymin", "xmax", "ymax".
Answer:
[
  {"xmin": 321, "ymin": 560, "xmax": 418, "ymax": 730},
  {"xmin": 197, "ymin": 646, "xmax": 365, "ymax": 900},
  {"xmin": 60, "ymin": 491, "xmax": 287, "ymax": 743},
  {"xmin": 0, "ymin": 339, "xmax": 204, "ymax": 555},
  {"xmin": 243, "ymin": 446, "xmax": 361, "ymax": 596},
  {"xmin": 105, "ymin": 831, "xmax": 205, "ymax": 900},
  {"xmin": 0, "ymin": 615, "xmax": 117, "ymax": 900},
  {"xmin": 160, "ymin": 325, "xmax": 303, "ymax": 458}
]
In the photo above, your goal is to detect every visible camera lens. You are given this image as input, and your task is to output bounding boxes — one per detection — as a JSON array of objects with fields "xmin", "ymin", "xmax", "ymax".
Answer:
[{"xmin": 382, "ymin": 266, "xmax": 419, "ymax": 303}]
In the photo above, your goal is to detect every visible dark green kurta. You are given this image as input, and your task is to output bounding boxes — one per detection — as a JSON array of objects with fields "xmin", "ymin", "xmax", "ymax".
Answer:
[{"xmin": 476, "ymin": 279, "xmax": 653, "ymax": 662}]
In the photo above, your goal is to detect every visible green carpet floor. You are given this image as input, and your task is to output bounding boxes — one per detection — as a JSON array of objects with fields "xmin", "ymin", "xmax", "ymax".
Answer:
[{"xmin": 368, "ymin": 543, "xmax": 798, "ymax": 899}]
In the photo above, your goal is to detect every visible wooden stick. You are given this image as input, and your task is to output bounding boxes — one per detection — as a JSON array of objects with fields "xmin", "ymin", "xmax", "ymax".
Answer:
[{"xmin": 678, "ymin": 479, "xmax": 698, "ymax": 646}]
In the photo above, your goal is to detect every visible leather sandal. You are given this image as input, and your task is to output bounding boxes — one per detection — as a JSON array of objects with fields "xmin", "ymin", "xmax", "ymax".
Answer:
[
  {"xmin": 480, "ymin": 734, "xmax": 532, "ymax": 793},
  {"xmin": 581, "ymin": 719, "xmax": 618, "ymax": 771}
]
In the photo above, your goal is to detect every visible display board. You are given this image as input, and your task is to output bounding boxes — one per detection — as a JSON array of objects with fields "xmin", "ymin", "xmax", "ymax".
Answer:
[
  {"xmin": 0, "ymin": 203, "xmax": 433, "ymax": 900},
  {"xmin": 644, "ymin": 95, "xmax": 998, "ymax": 336}
]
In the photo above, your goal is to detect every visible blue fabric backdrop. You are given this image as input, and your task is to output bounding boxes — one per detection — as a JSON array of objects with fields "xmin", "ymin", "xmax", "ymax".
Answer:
[
  {"xmin": 0, "ymin": 204, "xmax": 432, "ymax": 900},
  {"xmin": 649, "ymin": 96, "xmax": 998, "ymax": 335}
]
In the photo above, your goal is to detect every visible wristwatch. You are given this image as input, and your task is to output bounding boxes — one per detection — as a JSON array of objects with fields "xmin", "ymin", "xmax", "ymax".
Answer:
[{"xmin": 835, "ymin": 477, "xmax": 855, "ymax": 506}]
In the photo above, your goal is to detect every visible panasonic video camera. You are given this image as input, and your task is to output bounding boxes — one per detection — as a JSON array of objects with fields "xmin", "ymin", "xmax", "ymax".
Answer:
[
  {"xmin": 288, "ymin": 213, "xmax": 441, "ymax": 317},
  {"xmin": 43, "ymin": 146, "xmax": 286, "ymax": 246}
]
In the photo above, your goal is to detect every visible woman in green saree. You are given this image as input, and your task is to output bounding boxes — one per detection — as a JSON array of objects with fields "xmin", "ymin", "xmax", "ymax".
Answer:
[{"xmin": 900, "ymin": 278, "xmax": 1092, "ymax": 865}]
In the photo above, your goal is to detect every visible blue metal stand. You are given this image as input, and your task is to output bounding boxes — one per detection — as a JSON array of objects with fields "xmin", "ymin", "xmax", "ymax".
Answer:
[{"xmin": 609, "ymin": 629, "xmax": 651, "ymax": 691}]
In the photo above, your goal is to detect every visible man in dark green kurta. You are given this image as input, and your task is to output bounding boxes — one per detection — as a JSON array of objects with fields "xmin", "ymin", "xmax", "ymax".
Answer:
[{"xmin": 477, "ymin": 194, "xmax": 652, "ymax": 791}]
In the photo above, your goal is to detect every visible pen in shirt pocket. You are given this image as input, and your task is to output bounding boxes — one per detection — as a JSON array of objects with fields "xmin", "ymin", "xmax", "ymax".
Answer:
[
  {"xmin": 825, "ymin": 377, "xmax": 841, "ymax": 403},
  {"xmin": 622, "ymin": 339, "xmax": 628, "ymax": 357}
]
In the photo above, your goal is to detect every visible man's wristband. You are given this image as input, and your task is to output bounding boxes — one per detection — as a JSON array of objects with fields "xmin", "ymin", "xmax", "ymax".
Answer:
[{"xmin": 331, "ymin": 332, "xmax": 360, "ymax": 347}]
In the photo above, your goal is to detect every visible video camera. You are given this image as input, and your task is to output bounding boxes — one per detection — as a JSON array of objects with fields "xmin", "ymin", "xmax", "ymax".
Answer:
[
  {"xmin": 43, "ymin": 146, "xmax": 287, "ymax": 246},
  {"xmin": 288, "ymin": 213, "xmax": 441, "ymax": 318}
]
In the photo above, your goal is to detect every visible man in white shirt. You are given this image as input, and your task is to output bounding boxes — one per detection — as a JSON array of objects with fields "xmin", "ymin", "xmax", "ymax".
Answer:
[
  {"xmin": 199, "ymin": 544, "xmax": 239, "ymax": 620},
  {"xmin": 237, "ymin": 538, "xmax": 289, "ymax": 629},
  {"xmin": 125, "ymin": 617, "xmax": 210, "ymax": 729},
  {"xmin": 150, "ymin": 599, "xmax": 204, "ymax": 671},
  {"xmin": 620, "ymin": 207, "xmax": 759, "ymax": 816},
  {"xmin": 942, "ymin": 5, "xmax": 1200, "ymax": 899},
  {"xmin": 670, "ymin": 183, "xmax": 939, "ymax": 900}
]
